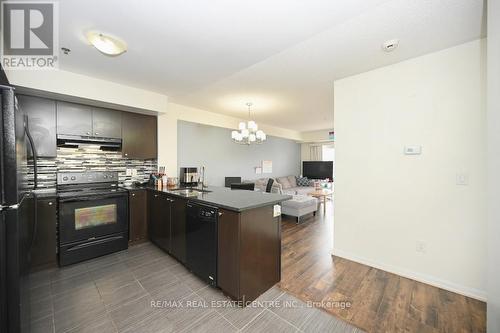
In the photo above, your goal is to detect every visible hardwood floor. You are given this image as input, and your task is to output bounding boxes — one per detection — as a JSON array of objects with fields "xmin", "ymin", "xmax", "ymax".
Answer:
[{"xmin": 279, "ymin": 201, "xmax": 486, "ymax": 333}]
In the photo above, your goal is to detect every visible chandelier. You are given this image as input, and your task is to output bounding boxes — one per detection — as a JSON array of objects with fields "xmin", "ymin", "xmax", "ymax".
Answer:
[{"xmin": 231, "ymin": 102, "xmax": 267, "ymax": 144}]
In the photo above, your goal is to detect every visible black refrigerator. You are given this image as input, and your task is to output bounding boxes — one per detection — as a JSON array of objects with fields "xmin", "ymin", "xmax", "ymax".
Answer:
[{"xmin": 1, "ymin": 84, "xmax": 38, "ymax": 332}]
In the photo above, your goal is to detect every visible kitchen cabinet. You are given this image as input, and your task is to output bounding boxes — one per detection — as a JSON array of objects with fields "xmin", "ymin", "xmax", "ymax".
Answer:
[
  {"xmin": 56, "ymin": 101, "xmax": 93, "ymax": 136},
  {"xmin": 129, "ymin": 189, "xmax": 148, "ymax": 243},
  {"xmin": 31, "ymin": 198, "xmax": 57, "ymax": 270},
  {"xmin": 92, "ymin": 107, "xmax": 122, "ymax": 138},
  {"xmin": 148, "ymin": 191, "xmax": 171, "ymax": 252},
  {"xmin": 17, "ymin": 95, "xmax": 57, "ymax": 157},
  {"xmin": 57, "ymin": 102, "xmax": 123, "ymax": 139},
  {"xmin": 122, "ymin": 112, "xmax": 157, "ymax": 159},
  {"xmin": 170, "ymin": 196, "xmax": 187, "ymax": 263},
  {"xmin": 218, "ymin": 206, "xmax": 281, "ymax": 302}
]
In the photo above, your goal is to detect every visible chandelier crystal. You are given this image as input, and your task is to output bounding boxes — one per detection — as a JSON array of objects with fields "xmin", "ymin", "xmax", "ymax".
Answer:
[{"xmin": 232, "ymin": 103, "xmax": 266, "ymax": 145}]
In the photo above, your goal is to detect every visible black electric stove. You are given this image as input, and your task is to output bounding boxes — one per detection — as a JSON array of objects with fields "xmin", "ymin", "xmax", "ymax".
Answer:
[{"xmin": 56, "ymin": 172, "xmax": 129, "ymax": 266}]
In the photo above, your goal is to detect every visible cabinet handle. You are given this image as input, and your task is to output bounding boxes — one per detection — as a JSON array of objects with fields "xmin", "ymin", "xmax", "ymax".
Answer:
[
  {"xmin": 95, "ymin": 132, "xmax": 99, "ymax": 135},
  {"xmin": 132, "ymin": 193, "xmax": 135, "ymax": 197},
  {"xmin": 86, "ymin": 131, "xmax": 90, "ymax": 135},
  {"xmin": 48, "ymin": 202, "xmax": 53, "ymax": 206}
]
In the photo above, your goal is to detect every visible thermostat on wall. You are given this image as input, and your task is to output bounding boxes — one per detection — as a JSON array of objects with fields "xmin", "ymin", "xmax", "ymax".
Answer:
[{"xmin": 404, "ymin": 145, "xmax": 422, "ymax": 155}]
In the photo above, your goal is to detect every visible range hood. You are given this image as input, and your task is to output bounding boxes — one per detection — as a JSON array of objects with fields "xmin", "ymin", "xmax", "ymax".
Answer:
[{"xmin": 57, "ymin": 134, "xmax": 122, "ymax": 150}]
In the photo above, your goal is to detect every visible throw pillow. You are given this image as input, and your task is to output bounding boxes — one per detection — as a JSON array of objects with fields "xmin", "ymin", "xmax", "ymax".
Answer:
[
  {"xmin": 277, "ymin": 176, "xmax": 292, "ymax": 189},
  {"xmin": 296, "ymin": 176, "xmax": 310, "ymax": 186},
  {"xmin": 287, "ymin": 175, "xmax": 297, "ymax": 187}
]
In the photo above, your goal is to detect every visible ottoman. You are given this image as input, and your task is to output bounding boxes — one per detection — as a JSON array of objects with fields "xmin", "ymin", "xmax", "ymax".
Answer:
[{"xmin": 281, "ymin": 195, "xmax": 318, "ymax": 223}]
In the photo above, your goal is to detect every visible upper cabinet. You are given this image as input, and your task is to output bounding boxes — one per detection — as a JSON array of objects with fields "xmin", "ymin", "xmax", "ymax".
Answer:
[
  {"xmin": 17, "ymin": 95, "xmax": 57, "ymax": 157},
  {"xmin": 122, "ymin": 112, "xmax": 157, "ymax": 159},
  {"xmin": 92, "ymin": 107, "xmax": 122, "ymax": 138},
  {"xmin": 57, "ymin": 102, "xmax": 122, "ymax": 138},
  {"xmin": 56, "ymin": 101, "xmax": 93, "ymax": 136}
]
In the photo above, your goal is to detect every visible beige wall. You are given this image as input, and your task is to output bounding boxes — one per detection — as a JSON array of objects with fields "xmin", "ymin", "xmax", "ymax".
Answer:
[
  {"xmin": 334, "ymin": 39, "xmax": 486, "ymax": 300},
  {"xmin": 6, "ymin": 69, "xmax": 169, "ymax": 113},
  {"xmin": 301, "ymin": 128, "xmax": 334, "ymax": 143},
  {"xmin": 487, "ymin": 0, "xmax": 500, "ymax": 329}
]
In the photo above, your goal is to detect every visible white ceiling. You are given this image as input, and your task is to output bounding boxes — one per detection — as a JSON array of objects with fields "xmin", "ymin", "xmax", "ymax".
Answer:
[{"xmin": 59, "ymin": 0, "xmax": 486, "ymax": 132}]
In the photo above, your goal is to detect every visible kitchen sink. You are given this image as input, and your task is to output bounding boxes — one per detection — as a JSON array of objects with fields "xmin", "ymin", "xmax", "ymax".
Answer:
[{"xmin": 169, "ymin": 188, "xmax": 212, "ymax": 196}]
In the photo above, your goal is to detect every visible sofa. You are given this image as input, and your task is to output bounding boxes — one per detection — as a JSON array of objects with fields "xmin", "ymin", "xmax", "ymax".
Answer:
[{"xmin": 274, "ymin": 175, "xmax": 316, "ymax": 195}]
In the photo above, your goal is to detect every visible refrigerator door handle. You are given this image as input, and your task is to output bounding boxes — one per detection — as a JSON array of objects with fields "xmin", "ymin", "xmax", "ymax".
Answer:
[{"xmin": 24, "ymin": 114, "xmax": 38, "ymax": 189}]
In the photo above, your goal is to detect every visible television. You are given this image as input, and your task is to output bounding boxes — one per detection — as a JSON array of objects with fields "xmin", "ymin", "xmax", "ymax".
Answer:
[{"xmin": 302, "ymin": 161, "xmax": 333, "ymax": 180}]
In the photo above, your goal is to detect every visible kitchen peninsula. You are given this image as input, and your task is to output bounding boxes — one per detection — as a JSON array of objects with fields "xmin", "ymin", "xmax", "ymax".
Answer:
[{"xmin": 128, "ymin": 184, "xmax": 292, "ymax": 303}]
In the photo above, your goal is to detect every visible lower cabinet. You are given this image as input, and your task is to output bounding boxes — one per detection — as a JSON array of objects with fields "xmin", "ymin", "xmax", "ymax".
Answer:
[
  {"xmin": 31, "ymin": 198, "xmax": 57, "ymax": 270},
  {"xmin": 170, "ymin": 197, "xmax": 187, "ymax": 263},
  {"xmin": 148, "ymin": 191, "xmax": 171, "ymax": 252},
  {"xmin": 129, "ymin": 189, "xmax": 148, "ymax": 243},
  {"xmin": 218, "ymin": 205, "xmax": 281, "ymax": 302},
  {"xmin": 148, "ymin": 191, "xmax": 187, "ymax": 262}
]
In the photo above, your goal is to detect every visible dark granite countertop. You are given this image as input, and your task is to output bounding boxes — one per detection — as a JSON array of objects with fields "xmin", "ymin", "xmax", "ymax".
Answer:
[{"xmin": 121, "ymin": 185, "xmax": 292, "ymax": 212}]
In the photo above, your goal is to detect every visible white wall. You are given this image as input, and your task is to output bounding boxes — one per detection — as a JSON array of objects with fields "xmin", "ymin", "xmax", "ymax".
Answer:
[
  {"xmin": 334, "ymin": 40, "xmax": 486, "ymax": 300},
  {"xmin": 158, "ymin": 102, "xmax": 303, "ymax": 176},
  {"xmin": 487, "ymin": 0, "xmax": 500, "ymax": 329}
]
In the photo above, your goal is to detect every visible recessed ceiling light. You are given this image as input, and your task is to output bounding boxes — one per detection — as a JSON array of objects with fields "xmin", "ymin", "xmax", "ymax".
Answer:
[
  {"xmin": 86, "ymin": 31, "xmax": 127, "ymax": 56},
  {"xmin": 382, "ymin": 39, "xmax": 399, "ymax": 52}
]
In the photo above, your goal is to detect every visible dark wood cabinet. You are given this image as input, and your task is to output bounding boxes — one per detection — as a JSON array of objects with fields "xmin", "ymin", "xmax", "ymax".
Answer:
[
  {"xmin": 170, "ymin": 196, "xmax": 187, "ymax": 263},
  {"xmin": 148, "ymin": 191, "xmax": 171, "ymax": 252},
  {"xmin": 129, "ymin": 189, "xmax": 148, "ymax": 243},
  {"xmin": 18, "ymin": 95, "xmax": 57, "ymax": 157},
  {"xmin": 218, "ymin": 206, "xmax": 281, "ymax": 302},
  {"xmin": 56, "ymin": 101, "xmax": 93, "ymax": 136},
  {"xmin": 31, "ymin": 198, "xmax": 57, "ymax": 270},
  {"xmin": 122, "ymin": 112, "xmax": 157, "ymax": 159},
  {"xmin": 92, "ymin": 107, "xmax": 122, "ymax": 138}
]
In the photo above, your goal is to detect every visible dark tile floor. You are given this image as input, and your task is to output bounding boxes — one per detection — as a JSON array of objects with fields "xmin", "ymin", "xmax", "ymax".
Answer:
[{"xmin": 29, "ymin": 242, "xmax": 363, "ymax": 333}]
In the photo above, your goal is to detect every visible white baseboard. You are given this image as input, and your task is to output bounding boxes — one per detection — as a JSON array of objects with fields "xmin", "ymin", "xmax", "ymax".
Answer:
[{"xmin": 332, "ymin": 249, "xmax": 487, "ymax": 302}]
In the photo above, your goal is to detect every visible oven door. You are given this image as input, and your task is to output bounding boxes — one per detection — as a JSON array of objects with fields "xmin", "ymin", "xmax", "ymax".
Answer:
[{"xmin": 59, "ymin": 193, "xmax": 128, "ymax": 244}]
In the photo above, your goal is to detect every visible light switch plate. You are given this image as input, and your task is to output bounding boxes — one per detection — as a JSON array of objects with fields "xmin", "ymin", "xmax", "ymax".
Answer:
[
  {"xmin": 456, "ymin": 173, "xmax": 469, "ymax": 185},
  {"xmin": 404, "ymin": 145, "xmax": 422, "ymax": 155},
  {"xmin": 273, "ymin": 205, "xmax": 281, "ymax": 217}
]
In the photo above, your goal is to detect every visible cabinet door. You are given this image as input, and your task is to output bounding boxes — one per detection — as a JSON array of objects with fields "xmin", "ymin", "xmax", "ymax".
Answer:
[
  {"xmin": 56, "ymin": 101, "xmax": 93, "ymax": 136},
  {"xmin": 92, "ymin": 107, "xmax": 122, "ymax": 138},
  {"xmin": 17, "ymin": 95, "xmax": 57, "ymax": 157},
  {"xmin": 148, "ymin": 192, "xmax": 170, "ymax": 252},
  {"xmin": 170, "ymin": 196, "xmax": 186, "ymax": 263},
  {"xmin": 31, "ymin": 198, "xmax": 57, "ymax": 269},
  {"xmin": 217, "ymin": 209, "xmax": 240, "ymax": 299},
  {"xmin": 129, "ymin": 190, "xmax": 147, "ymax": 242},
  {"xmin": 122, "ymin": 112, "xmax": 157, "ymax": 159}
]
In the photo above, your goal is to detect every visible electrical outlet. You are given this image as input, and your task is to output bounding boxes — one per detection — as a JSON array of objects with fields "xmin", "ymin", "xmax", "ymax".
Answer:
[{"xmin": 416, "ymin": 240, "xmax": 427, "ymax": 254}]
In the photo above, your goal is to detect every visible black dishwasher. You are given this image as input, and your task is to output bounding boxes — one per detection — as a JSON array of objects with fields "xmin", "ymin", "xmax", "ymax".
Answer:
[{"xmin": 186, "ymin": 202, "xmax": 218, "ymax": 286}]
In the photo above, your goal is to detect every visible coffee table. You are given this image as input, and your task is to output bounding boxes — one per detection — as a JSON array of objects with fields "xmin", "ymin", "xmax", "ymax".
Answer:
[{"xmin": 308, "ymin": 189, "xmax": 333, "ymax": 214}]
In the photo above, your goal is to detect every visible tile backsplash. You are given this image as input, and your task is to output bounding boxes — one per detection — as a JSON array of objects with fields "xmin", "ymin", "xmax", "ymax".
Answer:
[{"xmin": 30, "ymin": 144, "xmax": 157, "ymax": 188}]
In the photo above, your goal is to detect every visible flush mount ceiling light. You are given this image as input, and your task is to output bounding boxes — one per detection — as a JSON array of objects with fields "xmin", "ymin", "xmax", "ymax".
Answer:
[
  {"xmin": 231, "ymin": 103, "xmax": 266, "ymax": 145},
  {"xmin": 86, "ymin": 31, "xmax": 127, "ymax": 56},
  {"xmin": 382, "ymin": 39, "xmax": 399, "ymax": 52}
]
